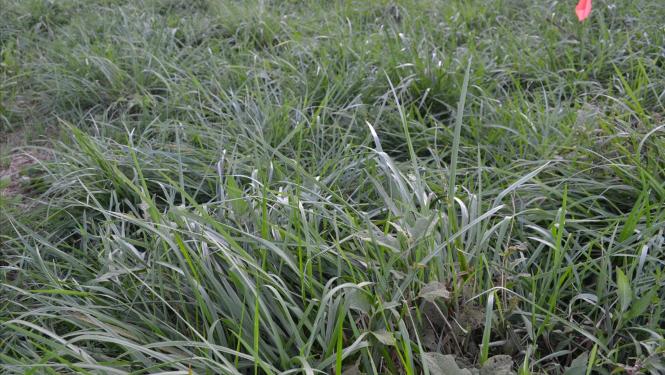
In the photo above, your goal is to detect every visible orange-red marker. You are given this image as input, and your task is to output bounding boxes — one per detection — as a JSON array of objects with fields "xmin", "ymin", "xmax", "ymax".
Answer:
[{"xmin": 576, "ymin": 0, "xmax": 592, "ymax": 21}]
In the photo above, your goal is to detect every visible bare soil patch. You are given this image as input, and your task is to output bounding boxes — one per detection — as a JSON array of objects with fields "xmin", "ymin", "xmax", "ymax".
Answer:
[{"xmin": 0, "ymin": 130, "xmax": 51, "ymax": 198}]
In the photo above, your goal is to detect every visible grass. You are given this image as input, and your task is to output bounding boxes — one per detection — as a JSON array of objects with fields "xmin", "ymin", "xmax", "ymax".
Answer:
[{"xmin": 1, "ymin": 0, "xmax": 664, "ymax": 373}]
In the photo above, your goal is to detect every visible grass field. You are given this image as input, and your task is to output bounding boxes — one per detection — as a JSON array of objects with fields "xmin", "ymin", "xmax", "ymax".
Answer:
[{"xmin": 1, "ymin": 0, "xmax": 664, "ymax": 373}]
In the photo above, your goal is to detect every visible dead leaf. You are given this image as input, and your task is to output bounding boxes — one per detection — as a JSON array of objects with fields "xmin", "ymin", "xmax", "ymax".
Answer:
[
  {"xmin": 419, "ymin": 282, "xmax": 451, "ymax": 302},
  {"xmin": 422, "ymin": 352, "xmax": 473, "ymax": 375},
  {"xmin": 371, "ymin": 330, "xmax": 396, "ymax": 346},
  {"xmin": 480, "ymin": 355, "xmax": 515, "ymax": 375},
  {"xmin": 342, "ymin": 358, "xmax": 363, "ymax": 375}
]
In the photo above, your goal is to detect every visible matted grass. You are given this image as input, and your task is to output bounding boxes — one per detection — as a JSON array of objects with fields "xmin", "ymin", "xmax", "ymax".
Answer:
[{"xmin": 1, "ymin": 0, "xmax": 664, "ymax": 374}]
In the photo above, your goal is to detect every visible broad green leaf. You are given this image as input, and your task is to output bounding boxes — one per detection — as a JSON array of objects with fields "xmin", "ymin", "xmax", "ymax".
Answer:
[
  {"xmin": 618, "ymin": 195, "xmax": 644, "ymax": 242},
  {"xmin": 615, "ymin": 268, "xmax": 632, "ymax": 313},
  {"xmin": 563, "ymin": 352, "xmax": 588, "ymax": 375},
  {"xmin": 626, "ymin": 288, "xmax": 657, "ymax": 320},
  {"xmin": 480, "ymin": 292, "xmax": 495, "ymax": 364},
  {"xmin": 348, "ymin": 289, "xmax": 372, "ymax": 314},
  {"xmin": 226, "ymin": 176, "xmax": 249, "ymax": 216},
  {"xmin": 0, "ymin": 175, "xmax": 11, "ymax": 189}
]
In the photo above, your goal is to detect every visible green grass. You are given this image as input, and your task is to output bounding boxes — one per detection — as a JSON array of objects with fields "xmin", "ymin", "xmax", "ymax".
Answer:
[{"xmin": 1, "ymin": 0, "xmax": 664, "ymax": 373}]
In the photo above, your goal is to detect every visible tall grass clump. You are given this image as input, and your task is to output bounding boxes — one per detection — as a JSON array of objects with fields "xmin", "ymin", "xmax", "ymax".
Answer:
[{"xmin": 1, "ymin": 0, "xmax": 664, "ymax": 374}]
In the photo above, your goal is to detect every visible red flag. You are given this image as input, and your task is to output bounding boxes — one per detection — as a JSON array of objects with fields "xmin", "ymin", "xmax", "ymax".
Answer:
[{"xmin": 576, "ymin": 0, "xmax": 592, "ymax": 21}]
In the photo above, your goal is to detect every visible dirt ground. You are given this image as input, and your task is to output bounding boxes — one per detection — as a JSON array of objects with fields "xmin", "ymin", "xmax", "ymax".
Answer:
[{"xmin": 0, "ymin": 130, "xmax": 50, "ymax": 198}]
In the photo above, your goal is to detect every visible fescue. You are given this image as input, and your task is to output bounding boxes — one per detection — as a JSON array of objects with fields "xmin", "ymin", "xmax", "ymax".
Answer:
[{"xmin": 1, "ymin": 0, "xmax": 664, "ymax": 374}]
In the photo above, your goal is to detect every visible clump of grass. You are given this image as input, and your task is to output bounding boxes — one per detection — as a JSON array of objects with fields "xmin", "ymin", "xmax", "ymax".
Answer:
[{"xmin": 1, "ymin": 0, "xmax": 664, "ymax": 374}]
